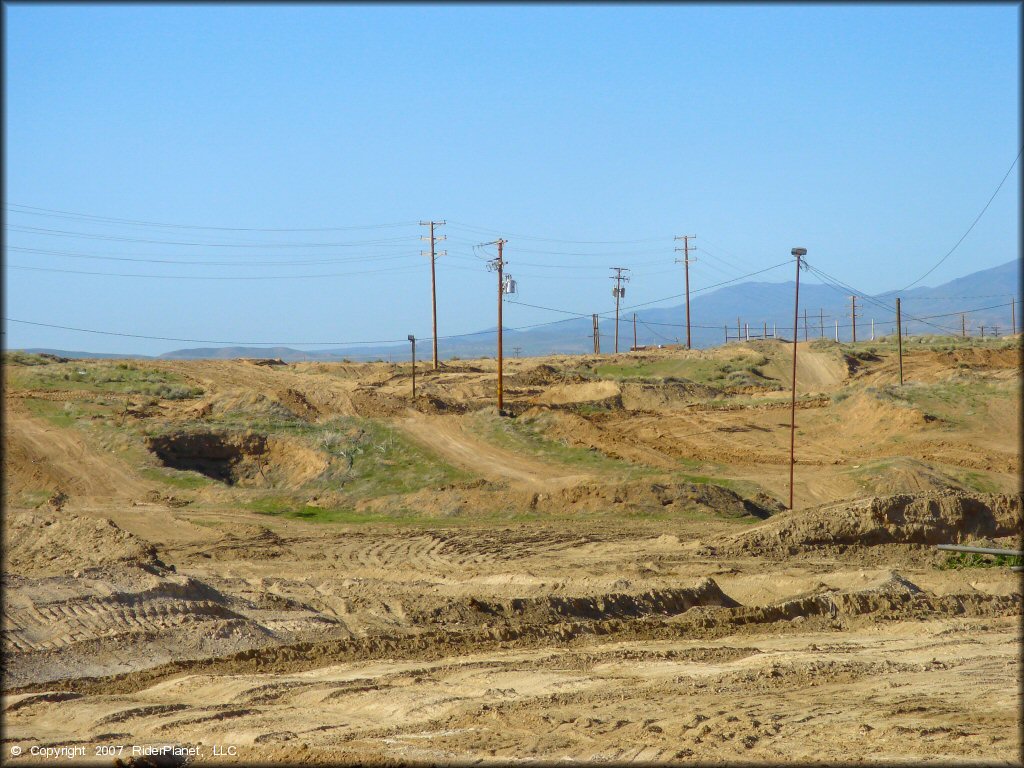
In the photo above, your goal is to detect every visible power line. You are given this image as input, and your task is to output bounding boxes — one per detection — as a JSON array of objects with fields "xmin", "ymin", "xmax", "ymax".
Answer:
[
  {"xmin": 898, "ymin": 147, "xmax": 1022, "ymax": 291},
  {"xmin": 447, "ymin": 221, "xmax": 666, "ymax": 245},
  {"xmin": 5, "ymin": 203, "xmax": 418, "ymax": 232},
  {"xmin": 7, "ymin": 245, "xmax": 421, "ymax": 266},
  {"xmin": 7, "ymin": 263, "xmax": 424, "ymax": 281},
  {"xmin": 6, "ymin": 224, "xmax": 420, "ymax": 248}
]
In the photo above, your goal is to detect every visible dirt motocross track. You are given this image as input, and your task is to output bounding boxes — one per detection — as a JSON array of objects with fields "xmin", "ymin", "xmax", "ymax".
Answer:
[{"xmin": 2, "ymin": 336, "xmax": 1021, "ymax": 765}]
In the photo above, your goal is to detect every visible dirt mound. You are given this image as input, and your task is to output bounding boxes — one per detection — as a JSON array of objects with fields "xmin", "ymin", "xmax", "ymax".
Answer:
[
  {"xmin": 506, "ymin": 364, "xmax": 583, "ymax": 388},
  {"xmin": 713, "ymin": 490, "xmax": 1022, "ymax": 556},
  {"xmin": 936, "ymin": 346, "xmax": 1020, "ymax": 369},
  {"xmin": 146, "ymin": 431, "xmax": 329, "ymax": 488},
  {"xmin": 533, "ymin": 380, "xmax": 621, "ymax": 407},
  {"xmin": 835, "ymin": 390, "xmax": 935, "ymax": 434},
  {"xmin": 274, "ymin": 388, "xmax": 319, "ymax": 421},
  {"xmin": 845, "ymin": 457, "xmax": 973, "ymax": 495},
  {"xmin": 551, "ymin": 480, "xmax": 781, "ymax": 519},
  {"xmin": 414, "ymin": 578, "xmax": 740, "ymax": 627},
  {"xmin": 619, "ymin": 380, "xmax": 720, "ymax": 411},
  {"xmin": 4, "ymin": 509, "xmax": 161, "ymax": 576}
]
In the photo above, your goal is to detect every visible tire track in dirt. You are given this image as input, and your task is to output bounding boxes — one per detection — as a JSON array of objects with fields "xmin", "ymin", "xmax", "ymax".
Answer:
[
  {"xmin": 397, "ymin": 412, "xmax": 594, "ymax": 489},
  {"xmin": 3, "ymin": 409, "xmax": 148, "ymax": 499}
]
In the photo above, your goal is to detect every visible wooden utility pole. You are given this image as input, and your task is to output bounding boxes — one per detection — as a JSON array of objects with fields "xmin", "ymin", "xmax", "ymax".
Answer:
[
  {"xmin": 744, "ymin": 322, "xmax": 749, "ymax": 341},
  {"xmin": 610, "ymin": 267, "xmax": 630, "ymax": 353},
  {"xmin": 803, "ymin": 308, "xmax": 808, "ymax": 341},
  {"xmin": 896, "ymin": 297, "xmax": 904, "ymax": 386},
  {"xmin": 1012, "ymin": 297, "xmax": 1017, "ymax": 335},
  {"xmin": 592, "ymin": 314, "xmax": 601, "ymax": 353},
  {"xmin": 485, "ymin": 240, "xmax": 508, "ymax": 410},
  {"xmin": 408, "ymin": 335, "xmax": 416, "ymax": 398},
  {"xmin": 737, "ymin": 317, "xmax": 741, "ymax": 341},
  {"xmin": 763, "ymin": 321, "xmax": 768, "ymax": 339},
  {"xmin": 850, "ymin": 296, "xmax": 858, "ymax": 343},
  {"xmin": 632, "ymin": 313, "xmax": 637, "ymax": 350},
  {"xmin": 961, "ymin": 313, "xmax": 966, "ymax": 338},
  {"xmin": 724, "ymin": 325, "xmax": 729, "ymax": 344},
  {"xmin": 674, "ymin": 235, "xmax": 696, "ymax": 349},
  {"xmin": 420, "ymin": 220, "xmax": 446, "ymax": 369},
  {"xmin": 819, "ymin": 308, "xmax": 824, "ymax": 338},
  {"xmin": 788, "ymin": 248, "xmax": 806, "ymax": 510}
]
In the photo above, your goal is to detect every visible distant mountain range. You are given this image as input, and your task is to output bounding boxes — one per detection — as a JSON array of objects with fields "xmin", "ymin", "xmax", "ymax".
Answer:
[{"xmin": 18, "ymin": 259, "xmax": 1019, "ymax": 361}]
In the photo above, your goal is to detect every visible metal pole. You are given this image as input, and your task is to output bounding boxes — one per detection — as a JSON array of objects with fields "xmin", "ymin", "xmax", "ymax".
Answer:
[
  {"xmin": 871, "ymin": 318, "xmax": 875, "ymax": 341},
  {"xmin": 684, "ymin": 237, "xmax": 692, "ymax": 349},
  {"xmin": 745, "ymin": 322, "xmax": 749, "ymax": 341},
  {"xmin": 1012, "ymin": 297, "xmax": 1017, "ymax": 335},
  {"xmin": 896, "ymin": 297, "xmax": 903, "ymax": 386},
  {"xmin": 835, "ymin": 319, "xmax": 839, "ymax": 342},
  {"xmin": 803, "ymin": 308, "xmax": 808, "ymax": 341},
  {"xmin": 788, "ymin": 249, "xmax": 804, "ymax": 510},
  {"xmin": 851, "ymin": 295, "xmax": 857, "ymax": 343},
  {"xmin": 737, "ymin": 317, "xmax": 741, "ymax": 340},
  {"xmin": 819, "ymin": 308, "xmax": 824, "ymax": 339}
]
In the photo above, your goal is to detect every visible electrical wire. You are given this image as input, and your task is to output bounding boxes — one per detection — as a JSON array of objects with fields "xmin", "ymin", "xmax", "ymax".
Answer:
[
  {"xmin": 6, "ymin": 225, "xmax": 420, "ymax": 248},
  {"xmin": 898, "ymin": 146, "xmax": 1022, "ymax": 291},
  {"xmin": 7, "ymin": 263, "xmax": 424, "ymax": 281},
  {"xmin": 5, "ymin": 203, "xmax": 418, "ymax": 232}
]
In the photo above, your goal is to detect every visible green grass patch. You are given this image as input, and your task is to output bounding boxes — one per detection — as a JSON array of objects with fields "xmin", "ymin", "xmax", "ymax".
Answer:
[
  {"xmin": 6, "ymin": 360, "xmax": 202, "ymax": 399},
  {"xmin": 591, "ymin": 354, "xmax": 772, "ymax": 389},
  {"xmin": 469, "ymin": 410, "xmax": 657, "ymax": 480},
  {"xmin": 139, "ymin": 467, "xmax": 213, "ymax": 489},
  {"xmin": 939, "ymin": 552, "xmax": 1022, "ymax": 570},
  {"xmin": 22, "ymin": 398, "xmax": 80, "ymax": 428}
]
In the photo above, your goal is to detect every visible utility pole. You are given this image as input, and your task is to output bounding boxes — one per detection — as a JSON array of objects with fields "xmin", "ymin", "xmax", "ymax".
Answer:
[
  {"xmin": 1012, "ymin": 297, "xmax": 1017, "ymax": 335},
  {"xmin": 835, "ymin": 320, "xmax": 839, "ymax": 342},
  {"xmin": 737, "ymin": 317, "xmax": 741, "ymax": 341},
  {"xmin": 674, "ymin": 235, "xmax": 696, "ymax": 349},
  {"xmin": 763, "ymin": 321, "xmax": 768, "ymax": 339},
  {"xmin": 819, "ymin": 308, "xmax": 824, "ymax": 338},
  {"xmin": 896, "ymin": 297, "xmax": 904, "ymax": 386},
  {"xmin": 632, "ymin": 313, "xmax": 637, "ymax": 351},
  {"xmin": 788, "ymin": 248, "xmax": 806, "ymax": 511},
  {"xmin": 961, "ymin": 313, "xmax": 966, "ymax": 338},
  {"xmin": 850, "ymin": 296, "xmax": 858, "ymax": 343},
  {"xmin": 803, "ymin": 308, "xmax": 808, "ymax": 341},
  {"xmin": 407, "ymin": 335, "xmax": 416, "ymax": 398},
  {"xmin": 745, "ymin": 322, "xmax": 749, "ymax": 341},
  {"xmin": 724, "ymin": 325, "xmax": 729, "ymax": 344},
  {"xmin": 871, "ymin": 318, "xmax": 875, "ymax": 341},
  {"xmin": 485, "ymin": 239, "xmax": 509, "ymax": 411},
  {"xmin": 610, "ymin": 267, "xmax": 630, "ymax": 353},
  {"xmin": 512, "ymin": 346, "xmax": 522, "ymax": 358},
  {"xmin": 420, "ymin": 220, "xmax": 446, "ymax": 369},
  {"xmin": 592, "ymin": 314, "xmax": 600, "ymax": 354}
]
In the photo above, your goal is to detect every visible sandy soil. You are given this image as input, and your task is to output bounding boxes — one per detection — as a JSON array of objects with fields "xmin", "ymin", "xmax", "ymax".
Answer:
[{"xmin": 2, "ymin": 338, "xmax": 1021, "ymax": 765}]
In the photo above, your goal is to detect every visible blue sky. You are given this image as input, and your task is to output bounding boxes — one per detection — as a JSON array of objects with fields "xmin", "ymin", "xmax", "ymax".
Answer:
[{"xmin": 4, "ymin": 3, "xmax": 1020, "ymax": 355}]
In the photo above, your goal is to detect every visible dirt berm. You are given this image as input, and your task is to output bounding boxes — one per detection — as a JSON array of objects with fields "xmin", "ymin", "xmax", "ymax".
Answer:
[{"xmin": 708, "ymin": 490, "xmax": 1022, "ymax": 556}]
